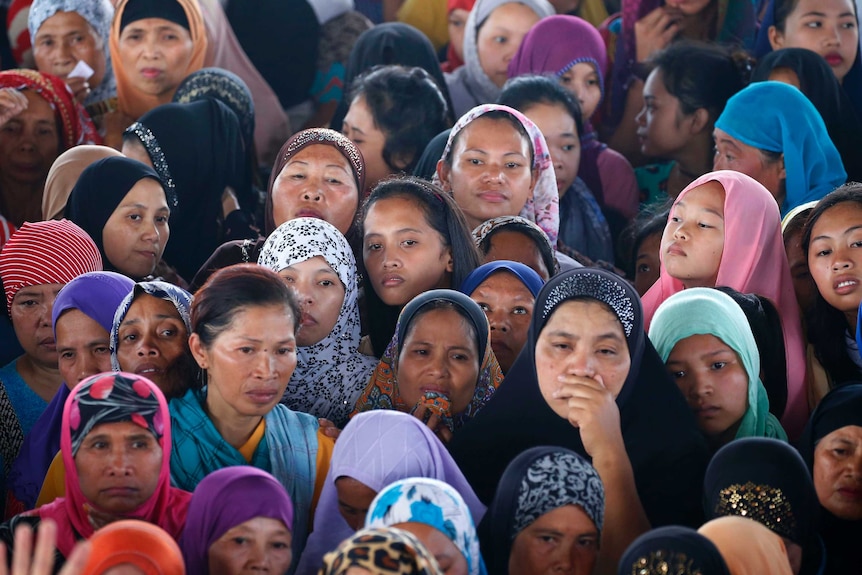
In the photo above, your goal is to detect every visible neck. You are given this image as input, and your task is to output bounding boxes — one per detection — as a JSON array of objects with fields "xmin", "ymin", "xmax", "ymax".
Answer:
[
  {"xmin": 15, "ymin": 355, "xmax": 62, "ymax": 402},
  {"xmin": 674, "ymin": 134, "xmax": 714, "ymax": 179},
  {"xmin": 0, "ymin": 175, "xmax": 46, "ymax": 225},
  {"xmin": 205, "ymin": 385, "xmax": 263, "ymax": 450},
  {"xmin": 708, "ymin": 418, "xmax": 742, "ymax": 452},
  {"xmin": 847, "ymin": 309, "xmax": 858, "ymax": 333},
  {"xmin": 679, "ymin": 2, "xmax": 717, "ymax": 41}
]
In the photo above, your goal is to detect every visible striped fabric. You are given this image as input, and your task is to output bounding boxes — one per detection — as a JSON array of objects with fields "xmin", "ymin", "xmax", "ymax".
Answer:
[{"xmin": 0, "ymin": 216, "xmax": 15, "ymax": 250}]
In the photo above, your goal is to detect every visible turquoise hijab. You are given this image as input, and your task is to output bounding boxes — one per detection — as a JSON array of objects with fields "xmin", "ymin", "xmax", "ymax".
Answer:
[
  {"xmin": 715, "ymin": 82, "xmax": 846, "ymax": 216},
  {"xmin": 648, "ymin": 288, "xmax": 786, "ymax": 442}
]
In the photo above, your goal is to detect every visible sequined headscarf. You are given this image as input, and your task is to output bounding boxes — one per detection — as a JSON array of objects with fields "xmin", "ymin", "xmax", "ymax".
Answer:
[{"xmin": 617, "ymin": 526, "xmax": 730, "ymax": 575}]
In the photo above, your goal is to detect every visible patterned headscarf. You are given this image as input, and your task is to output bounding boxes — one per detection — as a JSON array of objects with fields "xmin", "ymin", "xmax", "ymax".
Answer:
[
  {"xmin": 320, "ymin": 527, "xmax": 443, "ymax": 575},
  {"xmin": 367, "ymin": 478, "xmax": 485, "ymax": 575},
  {"xmin": 258, "ymin": 218, "xmax": 376, "ymax": 427},
  {"xmin": 434, "ymin": 104, "xmax": 559, "ymax": 245}
]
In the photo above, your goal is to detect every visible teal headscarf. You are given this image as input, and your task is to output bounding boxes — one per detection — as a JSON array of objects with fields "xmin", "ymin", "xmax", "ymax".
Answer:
[
  {"xmin": 714, "ymin": 82, "xmax": 846, "ymax": 216},
  {"xmin": 648, "ymin": 288, "xmax": 787, "ymax": 442}
]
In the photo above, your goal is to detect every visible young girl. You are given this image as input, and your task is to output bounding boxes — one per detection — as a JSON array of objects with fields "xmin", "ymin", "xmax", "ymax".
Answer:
[
  {"xmin": 642, "ymin": 170, "xmax": 809, "ymax": 439},
  {"xmin": 649, "ymin": 287, "xmax": 787, "ymax": 450},
  {"xmin": 361, "ymin": 176, "xmax": 480, "ymax": 356},
  {"xmin": 619, "ymin": 205, "xmax": 668, "ymax": 296}
]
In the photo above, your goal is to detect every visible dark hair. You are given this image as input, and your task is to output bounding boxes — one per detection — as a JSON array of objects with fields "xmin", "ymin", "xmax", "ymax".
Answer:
[
  {"xmin": 350, "ymin": 65, "xmax": 451, "ymax": 175},
  {"xmin": 497, "ymin": 75, "xmax": 584, "ymax": 138},
  {"xmin": 442, "ymin": 109, "xmax": 534, "ymax": 167},
  {"xmin": 782, "ymin": 207, "xmax": 814, "ymax": 245},
  {"xmin": 191, "ymin": 263, "xmax": 301, "ymax": 348},
  {"xmin": 477, "ymin": 222, "xmax": 558, "ymax": 278},
  {"xmin": 618, "ymin": 202, "xmax": 670, "ymax": 279}
]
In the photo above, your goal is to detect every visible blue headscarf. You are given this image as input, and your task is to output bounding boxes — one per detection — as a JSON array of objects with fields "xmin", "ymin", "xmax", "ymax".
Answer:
[
  {"xmin": 459, "ymin": 260, "xmax": 544, "ymax": 298},
  {"xmin": 714, "ymin": 82, "xmax": 846, "ymax": 216}
]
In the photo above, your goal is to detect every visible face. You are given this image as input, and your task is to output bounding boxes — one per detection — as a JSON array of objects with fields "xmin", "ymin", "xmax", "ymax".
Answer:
[
  {"xmin": 395, "ymin": 522, "xmax": 469, "ymax": 575},
  {"xmin": 636, "ymin": 69, "xmax": 692, "ymax": 160},
  {"xmin": 397, "ymin": 308, "xmax": 480, "ymax": 416},
  {"xmin": 11, "ymin": 283, "xmax": 63, "ymax": 369},
  {"xmin": 448, "ymin": 8, "xmax": 470, "ymax": 62},
  {"xmin": 769, "ymin": 0, "xmax": 859, "ymax": 83},
  {"xmin": 713, "ymin": 128, "xmax": 785, "ymax": 202},
  {"xmin": 74, "ymin": 421, "xmax": 163, "ymax": 515},
  {"xmin": 633, "ymin": 232, "xmax": 661, "ymax": 296},
  {"xmin": 343, "ymin": 96, "xmax": 392, "ymax": 191},
  {"xmin": 0, "ymin": 90, "xmax": 59, "ymax": 185},
  {"xmin": 484, "ymin": 230, "xmax": 550, "ymax": 280},
  {"xmin": 768, "ymin": 66, "xmax": 802, "ymax": 89},
  {"xmin": 55, "ymin": 309, "xmax": 111, "ymax": 389},
  {"xmin": 661, "ymin": 181, "xmax": 726, "ymax": 289},
  {"xmin": 335, "ymin": 477, "xmax": 378, "ymax": 531},
  {"xmin": 117, "ymin": 18, "xmax": 194, "ymax": 98},
  {"xmin": 522, "ymin": 102, "xmax": 580, "ymax": 195},
  {"xmin": 807, "ymin": 202, "xmax": 862, "ymax": 318},
  {"xmin": 508, "ymin": 505, "xmax": 599, "ymax": 575},
  {"xmin": 470, "ymin": 271, "xmax": 534, "ymax": 373},
  {"xmin": 813, "ymin": 424, "xmax": 862, "ymax": 520},
  {"xmin": 559, "ymin": 62, "xmax": 602, "ymax": 120},
  {"xmin": 102, "ymin": 178, "xmax": 170, "ymax": 279},
  {"xmin": 278, "ymin": 256, "xmax": 345, "ymax": 347},
  {"xmin": 208, "ymin": 517, "xmax": 293, "ymax": 575},
  {"xmin": 785, "ymin": 228, "xmax": 817, "ymax": 313},
  {"xmin": 33, "ymin": 11, "xmax": 106, "ymax": 89},
  {"xmin": 270, "ymin": 144, "xmax": 359, "ymax": 234},
  {"xmin": 438, "ymin": 117, "xmax": 537, "ymax": 230},
  {"xmin": 190, "ymin": 305, "xmax": 298, "ymax": 421},
  {"xmin": 363, "ymin": 196, "xmax": 453, "ymax": 306},
  {"xmin": 536, "ymin": 300, "xmax": 631, "ymax": 419},
  {"xmin": 476, "ymin": 3, "xmax": 541, "ymax": 88},
  {"xmin": 664, "ymin": 0, "xmax": 714, "ymax": 16},
  {"xmin": 116, "ymin": 294, "xmax": 190, "ymax": 399},
  {"xmin": 665, "ymin": 334, "xmax": 749, "ymax": 441}
]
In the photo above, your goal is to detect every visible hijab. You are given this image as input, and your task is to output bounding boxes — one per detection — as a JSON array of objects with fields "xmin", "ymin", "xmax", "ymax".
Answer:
[
  {"xmin": 472, "ymin": 215, "xmax": 558, "ymax": 277},
  {"xmin": 367, "ymin": 478, "xmax": 486, "ymax": 575},
  {"xmin": 42, "ymin": 145, "xmax": 123, "ymax": 221},
  {"xmin": 641, "ymin": 170, "xmax": 809, "ymax": 440},
  {"xmin": 320, "ymin": 527, "xmax": 442, "ymax": 575},
  {"xmin": 442, "ymin": 0, "xmax": 477, "ymax": 73},
  {"xmin": 181, "ymin": 467, "xmax": 294, "ymax": 575},
  {"xmin": 295, "ymin": 410, "xmax": 484, "ymax": 575},
  {"xmin": 85, "ymin": 519, "xmax": 185, "ymax": 575},
  {"xmin": 257, "ymin": 218, "xmax": 376, "ymax": 428},
  {"xmin": 351, "ymin": 289, "xmax": 504, "ymax": 431},
  {"xmin": 649, "ymin": 287, "xmax": 787, "ymax": 441},
  {"xmin": 617, "ymin": 526, "xmax": 730, "ymax": 575},
  {"xmin": 447, "ymin": 268, "xmax": 709, "ymax": 528},
  {"xmin": 109, "ymin": 0, "xmax": 207, "ymax": 120},
  {"xmin": 33, "ymin": 372, "xmax": 192, "ymax": 558},
  {"xmin": 459, "ymin": 260, "xmax": 544, "ymax": 298},
  {"xmin": 435, "ymin": 104, "xmax": 559, "ymax": 245},
  {"xmin": 698, "ymin": 516, "xmax": 793, "ymax": 575},
  {"xmin": 714, "ymin": 82, "xmax": 846, "ymax": 215},
  {"xmin": 480, "ymin": 446, "xmax": 604, "ymax": 575}
]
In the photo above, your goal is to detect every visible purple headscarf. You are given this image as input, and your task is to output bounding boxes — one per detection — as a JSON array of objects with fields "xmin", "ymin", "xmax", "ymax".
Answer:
[
  {"xmin": 293, "ymin": 410, "xmax": 485, "ymax": 575},
  {"xmin": 6, "ymin": 271, "xmax": 134, "ymax": 513},
  {"xmin": 180, "ymin": 466, "xmax": 295, "ymax": 574}
]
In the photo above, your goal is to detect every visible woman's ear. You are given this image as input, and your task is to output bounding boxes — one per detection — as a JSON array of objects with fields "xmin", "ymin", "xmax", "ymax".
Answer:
[
  {"xmin": 188, "ymin": 333, "xmax": 208, "ymax": 369},
  {"xmin": 445, "ymin": 247, "xmax": 454, "ymax": 273},
  {"xmin": 778, "ymin": 153, "xmax": 787, "ymax": 181},
  {"xmin": 689, "ymin": 108, "xmax": 710, "ymax": 135},
  {"xmin": 768, "ymin": 25, "xmax": 784, "ymax": 50},
  {"xmin": 437, "ymin": 159, "xmax": 452, "ymax": 191}
]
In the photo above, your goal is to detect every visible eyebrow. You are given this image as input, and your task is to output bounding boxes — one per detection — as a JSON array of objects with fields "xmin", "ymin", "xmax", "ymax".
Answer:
[
  {"xmin": 343, "ymin": 122, "xmax": 364, "ymax": 136},
  {"xmin": 546, "ymin": 330, "xmax": 624, "ymax": 341},
  {"xmin": 462, "ymin": 147, "xmax": 528, "ymax": 158},
  {"xmin": 801, "ymin": 10, "xmax": 855, "ymax": 17},
  {"xmin": 812, "ymin": 225, "xmax": 862, "ymax": 242},
  {"xmin": 120, "ymin": 314, "xmax": 181, "ymax": 326},
  {"xmin": 288, "ymin": 160, "xmax": 350, "ymax": 172},
  {"xmin": 119, "ymin": 202, "xmax": 167, "ymax": 211},
  {"xmin": 675, "ymin": 200, "xmax": 724, "ymax": 219},
  {"xmin": 58, "ymin": 338, "xmax": 108, "ymax": 352},
  {"xmin": 365, "ymin": 228, "xmax": 426, "ymax": 238},
  {"xmin": 714, "ymin": 134, "xmax": 742, "ymax": 151}
]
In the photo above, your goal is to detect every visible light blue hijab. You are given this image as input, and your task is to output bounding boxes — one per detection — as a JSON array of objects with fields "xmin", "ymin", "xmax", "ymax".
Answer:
[{"xmin": 715, "ymin": 81, "xmax": 846, "ymax": 216}]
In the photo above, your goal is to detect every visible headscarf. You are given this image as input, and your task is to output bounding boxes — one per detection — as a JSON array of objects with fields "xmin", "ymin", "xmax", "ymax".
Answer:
[
  {"xmin": 649, "ymin": 287, "xmax": 787, "ymax": 441},
  {"xmin": 7, "ymin": 0, "xmax": 34, "ymax": 67},
  {"xmin": 714, "ymin": 82, "xmax": 846, "ymax": 215},
  {"xmin": 698, "ymin": 516, "xmax": 793, "ymax": 575},
  {"xmin": 459, "ymin": 260, "xmax": 544, "ymax": 298},
  {"xmin": 27, "ymin": 0, "xmax": 117, "ymax": 108},
  {"xmin": 42, "ymin": 145, "xmax": 124, "ymax": 221},
  {"xmin": 480, "ymin": 446, "xmax": 604, "ymax": 575},
  {"xmin": 617, "ymin": 526, "xmax": 730, "ymax": 575},
  {"xmin": 641, "ymin": 170, "xmax": 809, "ymax": 440},
  {"xmin": 435, "ymin": 104, "xmax": 559, "ymax": 245},
  {"xmin": 444, "ymin": 0, "xmax": 554, "ymax": 117},
  {"xmin": 34, "ymin": 372, "xmax": 192, "ymax": 557},
  {"xmin": 125, "ymin": 99, "xmax": 247, "ymax": 280},
  {"xmin": 319, "ymin": 527, "xmax": 442, "ymax": 575},
  {"xmin": 367, "ymin": 478, "xmax": 485, "ymax": 575},
  {"xmin": 85, "ymin": 519, "xmax": 185, "ymax": 575},
  {"xmin": 442, "ymin": 0, "xmax": 477, "ymax": 73},
  {"xmin": 0, "ymin": 219, "xmax": 102, "ymax": 314},
  {"xmin": 6, "ymin": 271, "xmax": 134, "ymax": 512},
  {"xmin": 181, "ymin": 466, "xmax": 294, "ymax": 575},
  {"xmin": 0, "ymin": 69, "xmax": 100, "ymax": 147},
  {"xmin": 65, "ymin": 156, "xmax": 164, "ymax": 278},
  {"xmin": 110, "ymin": 281, "xmax": 192, "ymax": 372},
  {"xmin": 448, "ymin": 268, "xmax": 709, "ymax": 528},
  {"xmin": 295, "ymin": 410, "xmax": 484, "ymax": 575},
  {"xmin": 471, "ymin": 215, "xmax": 558, "ymax": 277},
  {"xmin": 257, "ymin": 218, "xmax": 377, "ymax": 427},
  {"xmin": 109, "ymin": 0, "xmax": 207, "ymax": 120},
  {"xmin": 351, "ymin": 289, "xmax": 503, "ymax": 430}
]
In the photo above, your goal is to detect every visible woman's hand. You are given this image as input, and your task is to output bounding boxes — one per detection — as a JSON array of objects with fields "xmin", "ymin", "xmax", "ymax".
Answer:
[
  {"xmin": 317, "ymin": 418, "xmax": 342, "ymax": 441},
  {"xmin": 64, "ymin": 77, "xmax": 90, "ymax": 105},
  {"xmin": 553, "ymin": 374, "xmax": 624, "ymax": 457},
  {"xmin": 0, "ymin": 88, "xmax": 27, "ymax": 128},
  {"xmin": 102, "ymin": 109, "xmax": 136, "ymax": 150},
  {"xmin": 0, "ymin": 520, "xmax": 90, "ymax": 575},
  {"xmin": 410, "ymin": 405, "xmax": 453, "ymax": 444},
  {"xmin": 634, "ymin": 6, "xmax": 681, "ymax": 63}
]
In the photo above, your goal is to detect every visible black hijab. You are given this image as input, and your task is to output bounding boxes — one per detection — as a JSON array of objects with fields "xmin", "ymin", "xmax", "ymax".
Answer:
[
  {"xmin": 616, "ymin": 526, "xmax": 730, "ymax": 575},
  {"xmin": 447, "ymin": 268, "xmax": 709, "ymax": 528}
]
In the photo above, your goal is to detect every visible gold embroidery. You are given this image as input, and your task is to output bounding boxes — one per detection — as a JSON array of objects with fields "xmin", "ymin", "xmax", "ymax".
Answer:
[
  {"xmin": 715, "ymin": 481, "xmax": 796, "ymax": 539},
  {"xmin": 630, "ymin": 550, "xmax": 703, "ymax": 575}
]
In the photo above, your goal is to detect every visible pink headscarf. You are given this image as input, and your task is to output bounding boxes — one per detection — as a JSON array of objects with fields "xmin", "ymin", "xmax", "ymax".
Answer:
[{"xmin": 642, "ymin": 170, "xmax": 809, "ymax": 439}]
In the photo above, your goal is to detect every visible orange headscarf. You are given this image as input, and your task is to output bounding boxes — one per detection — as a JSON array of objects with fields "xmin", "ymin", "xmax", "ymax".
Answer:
[
  {"xmin": 84, "ymin": 520, "xmax": 185, "ymax": 575},
  {"xmin": 109, "ymin": 0, "xmax": 207, "ymax": 120},
  {"xmin": 698, "ymin": 517, "xmax": 793, "ymax": 575}
]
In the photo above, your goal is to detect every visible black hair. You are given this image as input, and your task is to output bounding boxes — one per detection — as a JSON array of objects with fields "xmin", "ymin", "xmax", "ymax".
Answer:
[
  {"xmin": 350, "ymin": 65, "xmax": 451, "ymax": 176},
  {"xmin": 497, "ymin": 74, "xmax": 584, "ymax": 138},
  {"xmin": 782, "ymin": 207, "xmax": 813, "ymax": 245},
  {"xmin": 442, "ymin": 109, "xmax": 534, "ymax": 167},
  {"xmin": 617, "ymin": 202, "xmax": 670, "ymax": 279},
  {"xmin": 476, "ymin": 221, "xmax": 558, "ymax": 279}
]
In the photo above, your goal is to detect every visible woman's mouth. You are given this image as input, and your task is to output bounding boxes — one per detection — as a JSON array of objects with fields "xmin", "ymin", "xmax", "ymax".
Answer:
[
  {"xmin": 824, "ymin": 52, "xmax": 845, "ymax": 67},
  {"xmin": 380, "ymin": 274, "xmax": 404, "ymax": 288},
  {"xmin": 833, "ymin": 276, "xmax": 859, "ymax": 295}
]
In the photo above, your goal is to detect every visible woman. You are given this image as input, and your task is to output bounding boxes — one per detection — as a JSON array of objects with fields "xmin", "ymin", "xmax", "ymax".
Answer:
[
  {"xmin": 480, "ymin": 446, "xmax": 604, "ymax": 575},
  {"xmin": 0, "ymin": 372, "xmax": 192, "ymax": 570},
  {"xmin": 442, "ymin": 0, "xmax": 476, "ymax": 73},
  {"xmin": 448, "ymin": 268, "xmax": 709, "ymax": 569},
  {"xmin": 181, "ymin": 467, "xmax": 295, "ymax": 575},
  {"xmin": 320, "ymin": 527, "xmax": 443, "ymax": 575},
  {"xmin": 472, "ymin": 216, "xmax": 558, "ymax": 280},
  {"xmin": 85, "ymin": 520, "xmax": 185, "ymax": 575},
  {"xmin": 698, "ymin": 516, "xmax": 794, "ymax": 575},
  {"xmin": 617, "ymin": 526, "xmax": 730, "ymax": 575},
  {"xmin": 258, "ymin": 218, "xmax": 377, "ymax": 428},
  {"xmin": 41, "ymin": 145, "xmax": 123, "ymax": 221}
]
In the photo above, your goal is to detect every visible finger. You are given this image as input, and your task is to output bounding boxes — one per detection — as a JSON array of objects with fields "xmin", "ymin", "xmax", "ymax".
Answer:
[
  {"xmin": 643, "ymin": 6, "xmax": 666, "ymax": 23},
  {"xmin": 11, "ymin": 524, "xmax": 33, "ymax": 574},
  {"xmin": 31, "ymin": 520, "xmax": 57, "ymax": 575},
  {"xmin": 437, "ymin": 426, "xmax": 453, "ymax": 444},
  {"xmin": 317, "ymin": 418, "xmax": 333, "ymax": 429},
  {"xmin": 660, "ymin": 22, "xmax": 680, "ymax": 43},
  {"xmin": 58, "ymin": 541, "xmax": 90, "ymax": 575},
  {"xmin": 425, "ymin": 413, "xmax": 441, "ymax": 431}
]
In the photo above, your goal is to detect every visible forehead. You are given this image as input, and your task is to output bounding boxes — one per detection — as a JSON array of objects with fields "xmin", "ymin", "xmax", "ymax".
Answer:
[
  {"xmin": 456, "ymin": 116, "xmax": 530, "ymax": 151},
  {"xmin": 124, "ymin": 293, "xmax": 179, "ymax": 319},
  {"xmin": 288, "ymin": 144, "xmax": 351, "ymax": 168},
  {"xmin": 675, "ymin": 181, "xmax": 726, "ymax": 212},
  {"xmin": 473, "ymin": 270, "xmax": 532, "ymax": 294},
  {"xmin": 37, "ymin": 10, "xmax": 92, "ymax": 33}
]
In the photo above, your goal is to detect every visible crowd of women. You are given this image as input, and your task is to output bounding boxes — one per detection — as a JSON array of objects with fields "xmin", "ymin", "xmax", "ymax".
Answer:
[{"xmin": 0, "ymin": 0, "xmax": 858, "ymax": 573}]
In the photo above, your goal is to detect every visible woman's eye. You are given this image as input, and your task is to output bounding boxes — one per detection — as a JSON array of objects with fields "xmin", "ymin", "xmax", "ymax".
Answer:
[
  {"xmin": 477, "ymin": 302, "xmax": 490, "ymax": 312},
  {"xmin": 505, "ymin": 162, "xmax": 521, "ymax": 169},
  {"xmin": 670, "ymin": 216, "xmax": 681, "ymax": 223},
  {"xmin": 319, "ymin": 280, "xmax": 334, "ymax": 287},
  {"xmin": 468, "ymin": 158, "xmax": 482, "ymax": 165},
  {"xmin": 156, "ymin": 215, "xmax": 169, "ymax": 224},
  {"xmin": 94, "ymin": 346, "xmax": 109, "ymax": 355},
  {"xmin": 816, "ymin": 249, "xmax": 832, "ymax": 257},
  {"xmin": 697, "ymin": 222, "xmax": 712, "ymax": 229},
  {"xmin": 365, "ymin": 243, "xmax": 382, "ymax": 251},
  {"xmin": 711, "ymin": 361, "xmax": 727, "ymax": 370},
  {"xmin": 277, "ymin": 347, "xmax": 295, "ymax": 355},
  {"xmin": 122, "ymin": 333, "xmax": 137, "ymax": 342},
  {"xmin": 402, "ymin": 239, "xmax": 417, "ymax": 247},
  {"xmin": 128, "ymin": 214, "xmax": 142, "ymax": 221},
  {"xmin": 512, "ymin": 306, "xmax": 528, "ymax": 315},
  {"xmin": 494, "ymin": 35, "xmax": 508, "ymax": 44},
  {"xmin": 636, "ymin": 264, "xmax": 651, "ymax": 274},
  {"xmin": 60, "ymin": 351, "xmax": 74, "ymax": 360},
  {"xmin": 562, "ymin": 144, "xmax": 576, "ymax": 152},
  {"xmin": 672, "ymin": 370, "xmax": 686, "ymax": 379},
  {"xmin": 239, "ymin": 347, "xmax": 253, "ymax": 354}
]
